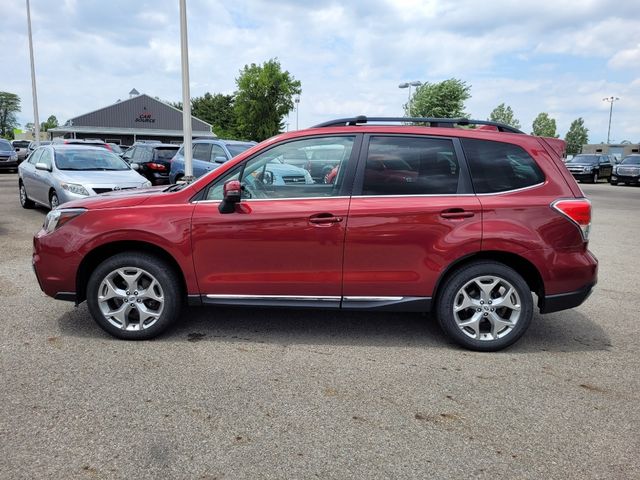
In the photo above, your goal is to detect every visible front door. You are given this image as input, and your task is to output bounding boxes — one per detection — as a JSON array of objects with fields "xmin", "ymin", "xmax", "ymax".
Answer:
[
  {"xmin": 342, "ymin": 135, "xmax": 482, "ymax": 309},
  {"xmin": 191, "ymin": 135, "xmax": 359, "ymax": 307}
]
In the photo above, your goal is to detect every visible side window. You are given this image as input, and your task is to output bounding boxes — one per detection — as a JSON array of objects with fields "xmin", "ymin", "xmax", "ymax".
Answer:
[
  {"xmin": 131, "ymin": 148, "xmax": 142, "ymax": 162},
  {"xmin": 210, "ymin": 144, "xmax": 227, "ymax": 163},
  {"xmin": 193, "ymin": 143, "xmax": 212, "ymax": 161},
  {"xmin": 361, "ymin": 136, "xmax": 460, "ymax": 196},
  {"xmin": 29, "ymin": 148, "xmax": 43, "ymax": 165},
  {"xmin": 204, "ymin": 136, "xmax": 355, "ymax": 201},
  {"xmin": 461, "ymin": 139, "xmax": 545, "ymax": 194},
  {"xmin": 39, "ymin": 149, "xmax": 53, "ymax": 169}
]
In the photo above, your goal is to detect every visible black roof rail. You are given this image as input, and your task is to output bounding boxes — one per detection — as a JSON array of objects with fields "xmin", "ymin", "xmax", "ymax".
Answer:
[{"xmin": 312, "ymin": 116, "xmax": 524, "ymax": 134}]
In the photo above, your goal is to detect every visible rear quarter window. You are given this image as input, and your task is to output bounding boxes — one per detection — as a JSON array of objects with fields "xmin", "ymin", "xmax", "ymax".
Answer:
[{"xmin": 461, "ymin": 139, "xmax": 545, "ymax": 193}]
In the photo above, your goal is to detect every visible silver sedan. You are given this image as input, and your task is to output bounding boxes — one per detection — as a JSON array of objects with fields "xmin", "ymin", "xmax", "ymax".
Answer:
[{"xmin": 18, "ymin": 144, "xmax": 151, "ymax": 209}]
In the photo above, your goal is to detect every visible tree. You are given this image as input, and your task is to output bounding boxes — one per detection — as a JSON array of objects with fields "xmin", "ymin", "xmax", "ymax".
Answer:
[
  {"xmin": 41, "ymin": 115, "xmax": 59, "ymax": 132},
  {"xmin": 0, "ymin": 91, "xmax": 21, "ymax": 139},
  {"xmin": 564, "ymin": 118, "xmax": 589, "ymax": 155},
  {"xmin": 531, "ymin": 112, "xmax": 559, "ymax": 137},
  {"xmin": 408, "ymin": 79, "xmax": 471, "ymax": 118},
  {"xmin": 488, "ymin": 103, "xmax": 521, "ymax": 129},
  {"xmin": 191, "ymin": 93, "xmax": 238, "ymax": 139},
  {"xmin": 234, "ymin": 58, "xmax": 302, "ymax": 141}
]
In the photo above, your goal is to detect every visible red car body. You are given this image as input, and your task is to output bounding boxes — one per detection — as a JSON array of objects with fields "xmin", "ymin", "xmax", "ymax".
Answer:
[{"xmin": 32, "ymin": 121, "xmax": 597, "ymax": 348}]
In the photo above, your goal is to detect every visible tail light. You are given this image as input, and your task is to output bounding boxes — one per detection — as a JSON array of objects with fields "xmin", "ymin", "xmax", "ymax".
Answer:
[
  {"xmin": 552, "ymin": 198, "xmax": 591, "ymax": 241},
  {"xmin": 147, "ymin": 162, "xmax": 167, "ymax": 171}
]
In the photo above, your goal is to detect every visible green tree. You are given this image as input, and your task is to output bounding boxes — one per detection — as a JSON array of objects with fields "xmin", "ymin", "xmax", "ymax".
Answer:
[
  {"xmin": 234, "ymin": 58, "xmax": 302, "ymax": 141},
  {"xmin": 531, "ymin": 112, "xmax": 559, "ymax": 137},
  {"xmin": 408, "ymin": 79, "xmax": 471, "ymax": 118},
  {"xmin": 192, "ymin": 93, "xmax": 238, "ymax": 139},
  {"xmin": 0, "ymin": 91, "xmax": 21, "ymax": 139},
  {"xmin": 41, "ymin": 115, "xmax": 59, "ymax": 132},
  {"xmin": 488, "ymin": 103, "xmax": 521, "ymax": 129},
  {"xmin": 564, "ymin": 118, "xmax": 589, "ymax": 155}
]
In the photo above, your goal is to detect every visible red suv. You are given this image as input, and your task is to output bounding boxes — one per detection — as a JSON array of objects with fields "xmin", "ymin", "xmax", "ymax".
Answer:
[{"xmin": 32, "ymin": 117, "xmax": 597, "ymax": 351}]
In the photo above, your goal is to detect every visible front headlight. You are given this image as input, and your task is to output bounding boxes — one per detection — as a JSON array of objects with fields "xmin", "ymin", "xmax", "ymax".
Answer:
[
  {"xmin": 60, "ymin": 182, "xmax": 90, "ymax": 196},
  {"xmin": 142, "ymin": 181, "xmax": 152, "ymax": 188},
  {"xmin": 43, "ymin": 208, "xmax": 86, "ymax": 233},
  {"xmin": 583, "ymin": 166, "xmax": 593, "ymax": 172},
  {"xmin": 11, "ymin": 152, "xmax": 18, "ymax": 160}
]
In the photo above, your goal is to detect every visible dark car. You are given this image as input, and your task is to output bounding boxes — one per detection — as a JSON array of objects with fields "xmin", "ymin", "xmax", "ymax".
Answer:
[
  {"xmin": 122, "ymin": 143, "xmax": 179, "ymax": 185},
  {"xmin": 12, "ymin": 140, "xmax": 31, "ymax": 162},
  {"xmin": 610, "ymin": 155, "xmax": 640, "ymax": 185},
  {"xmin": 565, "ymin": 154, "xmax": 614, "ymax": 183},
  {"xmin": 32, "ymin": 116, "xmax": 597, "ymax": 352},
  {"xmin": 28, "ymin": 140, "xmax": 52, "ymax": 154},
  {"xmin": 0, "ymin": 139, "xmax": 19, "ymax": 171}
]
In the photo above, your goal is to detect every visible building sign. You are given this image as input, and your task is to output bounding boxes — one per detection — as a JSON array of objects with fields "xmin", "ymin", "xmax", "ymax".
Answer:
[{"xmin": 135, "ymin": 107, "xmax": 156, "ymax": 123}]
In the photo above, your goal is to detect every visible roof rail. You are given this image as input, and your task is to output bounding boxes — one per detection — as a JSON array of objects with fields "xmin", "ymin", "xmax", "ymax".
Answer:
[{"xmin": 312, "ymin": 116, "xmax": 524, "ymax": 134}]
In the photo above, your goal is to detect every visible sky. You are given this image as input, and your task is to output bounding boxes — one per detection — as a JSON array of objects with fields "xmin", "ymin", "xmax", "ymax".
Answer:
[{"xmin": 2, "ymin": 0, "xmax": 639, "ymax": 143}]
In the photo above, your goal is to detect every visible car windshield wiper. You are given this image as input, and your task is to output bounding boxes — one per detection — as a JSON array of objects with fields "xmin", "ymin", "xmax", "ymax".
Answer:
[{"xmin": 163, "ymin": 183, "xmax": 187, "ymax": 192}]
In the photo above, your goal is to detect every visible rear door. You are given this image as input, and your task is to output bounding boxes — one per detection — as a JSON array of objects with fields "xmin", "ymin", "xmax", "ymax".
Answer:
[
  {"xmin": 191, "ymin": 135, "xmax": 361, "ymax": 306},
  {"xmin": 342, "ymin": 135, "xmax": 482, "ymax": 309}
]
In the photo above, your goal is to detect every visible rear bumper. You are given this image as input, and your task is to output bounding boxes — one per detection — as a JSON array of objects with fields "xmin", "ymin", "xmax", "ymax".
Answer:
[{"xmin": 539, "ymin": 282, "xmax": 595, "ymax": 314}]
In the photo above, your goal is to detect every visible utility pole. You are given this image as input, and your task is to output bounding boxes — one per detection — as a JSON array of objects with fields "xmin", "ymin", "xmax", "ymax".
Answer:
[
  {"xmin": 603, "ymin": 96, "xmax": 620, "ymax": 144},
  {"xmin": 399, "ymin": 81, "xmax": 422, "ymax": 116},
  {"xmin": 26, "ymin": 0, "xmax": 40, "ymax": 145},
  {"xmin": 179, "ymin": 0, "xmax": 194, "ymax": 182},
  {"xmin": 295, "ymin": 96, "xmax": 300, "ymax": 130}
]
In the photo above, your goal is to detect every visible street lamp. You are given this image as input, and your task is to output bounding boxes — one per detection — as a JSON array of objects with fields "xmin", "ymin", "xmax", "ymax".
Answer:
[
  {"xmin": 295, "ymin": 95, "xmax": 300, "ymax": 130},
  {"xmin": 399, "ymin": 81, "xmax": 422, "ymax": 116},
  {"xmin": 602, "ymin": 96, "xmax": 620, "ymax": 144}
]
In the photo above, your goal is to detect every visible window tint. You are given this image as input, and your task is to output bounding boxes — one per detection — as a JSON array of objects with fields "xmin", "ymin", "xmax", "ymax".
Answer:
[
  {"xmin": 210, "ymin": 144, "xmax": 227, "ymax": 162},
  {"xmin": 204, "ymin": 136, "xmax": 355, "ymax": 201},
  {"xmin": 40, "ymin": 149, "xmax": 53, "ymax": 169},
  {"xmin": 28, "ymin": 149, "xmax": 43, "ymax": 165},
  {"xmin": 362, "ymin": 136, "xmax": 460, "ymax": 195},
  {"xmin": 461, "ymin": 139, "xmax": 544, "ymax": 193},
  {"xmin": 193, "ymin": 143, "xmax": 212, "ymax": 161}
]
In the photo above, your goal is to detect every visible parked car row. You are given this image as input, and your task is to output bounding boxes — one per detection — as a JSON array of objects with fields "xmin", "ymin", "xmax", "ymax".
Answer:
[
  {"xmin": 610, "ymin": 155, "xmax": 640, "ymax": 186},
  {"xmin": 564, "ymin": 153, "xmax": 640, "ymax": 186}
]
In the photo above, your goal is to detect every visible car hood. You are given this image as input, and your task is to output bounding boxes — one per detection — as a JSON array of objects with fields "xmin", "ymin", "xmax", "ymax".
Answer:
[
  {"xmin": 566, "ymin": 163, "xmax": 595, "ymax": 168},
  {"xmin": 56, "ymin": 169, "xmax": 147, "ymax": 185},
  {"xmin": 60, "ymin": 185, "xmax": 168, "ymax": 210}
]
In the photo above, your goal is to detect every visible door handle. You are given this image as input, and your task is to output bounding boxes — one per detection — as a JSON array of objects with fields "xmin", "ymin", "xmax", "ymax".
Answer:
[
  {"xmin": 309, "ymin": 213, "xmax": 343, "ymax": 225},
  {"xmin": 440, "ymin": 208, "xmax": 474, "ymax": 219}
]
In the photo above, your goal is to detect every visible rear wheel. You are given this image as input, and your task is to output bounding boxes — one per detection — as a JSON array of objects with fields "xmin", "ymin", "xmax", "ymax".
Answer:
[
  {"xmin": 436, "ymin": 261, "xmax": 533, "ymax": 351},
  {"xmin": 86, "ymin": 252, "xmax": 183, "ymax": 340},
  {"xmin": 19, "ymin": 182, "xmax": 34, "ymax": 208}
]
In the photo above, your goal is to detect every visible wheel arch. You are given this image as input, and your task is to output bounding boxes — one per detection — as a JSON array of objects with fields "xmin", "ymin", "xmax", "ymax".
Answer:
[
  {"xmin": 76, "ymin": 240, "xmax": 188, "ymax": 304},
  {"xmin": 432, "ymin": 251, "xmax": 544, "ymax": 308}
]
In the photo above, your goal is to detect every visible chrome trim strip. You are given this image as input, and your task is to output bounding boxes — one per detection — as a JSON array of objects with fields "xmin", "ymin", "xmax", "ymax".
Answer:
[
  {"xmin": 205, "ymin": 294, "xmax": 340, "ymax": 301},
  {"xmin": 194, "ymin": 196, "xmax": 350, "ymax": 204},
  {"xmin": 343, "ymin": 296, "xmax": 404, "ymax": 301}
]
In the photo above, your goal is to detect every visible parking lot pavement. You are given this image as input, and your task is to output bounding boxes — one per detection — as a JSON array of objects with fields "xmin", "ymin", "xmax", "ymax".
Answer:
[{"xmin": 0, "ymin": 172, "xmax": 639, "ymax": 479}]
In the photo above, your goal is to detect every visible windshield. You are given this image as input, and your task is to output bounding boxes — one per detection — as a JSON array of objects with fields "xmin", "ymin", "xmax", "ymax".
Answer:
[
  {"xmin": 620, "ymin": 156, "xmax": 640, "ymax": 165},
  {"xmin": 567, "ymin": 155, "xmax": 599, "ymax": 164},
  {"xmin": 226, "ymin": 143, "xmax": 254, "ymax": 157},
  {"xmin": 55, "ymin": 148, "xmax": 131, "ymax": 171},
  {"xmin": 0, "ymin": 141, "xmax": 12, "ymax": 152}
]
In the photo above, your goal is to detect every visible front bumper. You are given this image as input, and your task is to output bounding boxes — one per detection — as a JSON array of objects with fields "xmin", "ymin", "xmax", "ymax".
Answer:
[
  {"xmin": 611, "ymin": 174, "xmax": 640, "ymax": 184},
  {"xmin": 0, "ymin": 159, "xmax": 19, "ymax": 169},
  {"xmin": 569, "ymin": 172, "xmax": 596, "ymax": 182}
]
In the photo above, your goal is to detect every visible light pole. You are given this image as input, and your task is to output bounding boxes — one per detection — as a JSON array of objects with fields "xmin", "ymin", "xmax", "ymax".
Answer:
[
  {"xmin": 26, "ymin": 0, "xmax": 40, "ymax": 146},
  {"xmin": 295, "ymin": 95, "xmax": 300, "ymax": 130},
  {"xmin": 399, "ymin": 81, "xmax": 422, "ymax": 116},
  {"xmin": 603, "ymin": 96, "xmax": 620, "ymax": 144},
  {"xmin": 179, "ymin": 0, "xmax": 194, "ymax": 182}
]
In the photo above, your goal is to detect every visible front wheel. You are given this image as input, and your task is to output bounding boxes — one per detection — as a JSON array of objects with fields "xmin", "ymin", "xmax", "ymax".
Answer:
[
  {"xmin": 49, "ymin": 190, "xmax": 60, "ymax": 210},
  {"xmin": 610, "ymin": 180, "xmax": 618, "ymax": 186},
  {"xmin": 86, "ymin": 252, "xmax": 183, "ymax": 340},
  {"xmin": 436, "ymin": 261, "xmax": 533, "ymax": 351},
  {"xmin": 592, "ymin": 172, "xmax": 599, "ymax": 183}
]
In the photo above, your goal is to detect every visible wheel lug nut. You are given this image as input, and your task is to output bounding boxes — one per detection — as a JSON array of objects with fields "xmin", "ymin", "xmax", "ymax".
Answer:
[
  {"xmin": 134, "ymin": 291, "xmax": 138, "ymax": 295},
  {"xmin": 480, "ymin": 301, "xmax": 484, "ymax": 304},
  {"xmin": 491, "ymin": 308, "xmax": 494, "ymax": 312},
  {"xmin": 137, "ymin": 299, "xmax": 141, "ymax": 303},
  {"xmin": 126, "ymin": 291, "xmax": 130, "ymax": 295},
  {"xmin": 488, "ymin": 301, "xmax": 492, "ymax": 305},
  {"xmin": 483, "ymin": 312, "xmax": 488, "ymax": 316},
  {"xmin": 476, "ymin": 308, "xmax": 481, "ymax": 312}
]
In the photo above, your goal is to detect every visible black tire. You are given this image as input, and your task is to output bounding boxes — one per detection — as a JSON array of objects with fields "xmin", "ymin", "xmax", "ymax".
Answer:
[
  {"xmin": 591, "ymin": 172, "xmax": 599, "ymax": 183},
  {"xmin": 86, "ymin": 252, "xmax": 183, "ymax": 340},
  {"xmin": 610, "ymin": 180, "xmax": 618, "ymax": 186},
  {"xmin": 49, "ymin": 190, "xmax": 60, "ymax": 210},
  {"xmin": 436, "ymin": 261, "xmax": 533, "ymax": 352},
  {"xmin": 19, "ymin": 181, "xmax": 35, "ymax": 209}
]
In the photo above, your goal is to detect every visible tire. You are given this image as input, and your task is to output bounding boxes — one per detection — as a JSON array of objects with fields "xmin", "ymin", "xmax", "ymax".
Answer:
[
  {"xmin": 49, "ymin": 190, "xmax": 60, "ymax": 210},
  {"xmin": 86, "ymin": 252, "xmax": 183, "ymax": 340},
  {"xmin": 610, "ymin": 180, "xmax": 618, "ymax": 186},
  {"xmin": 591, "ymin": 172, "xmax": 598, "ymax": 184},
  {"xmin": 436, "ymin": 261, "xmax": 533, "ymax": 352},
  {"xmin": 19, "ymin": 181, "xmax": 35, "ymax": 209}
]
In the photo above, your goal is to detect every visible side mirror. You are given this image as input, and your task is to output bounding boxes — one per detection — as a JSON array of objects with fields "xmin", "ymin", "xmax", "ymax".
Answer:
[
  {"xmin": 35, "ymin": 162, "xmax": 51, "ymax": 172},
  {"xmin": 130, "ymin": 163, "xmax": 140, "ymax": 171},
  {"xmin": 218, "ymin": 179, "xmax": 242, "ymax": 214},
  {"xmin": 214, "ymin": 156, "xmax": 227, "ymax": 164}
]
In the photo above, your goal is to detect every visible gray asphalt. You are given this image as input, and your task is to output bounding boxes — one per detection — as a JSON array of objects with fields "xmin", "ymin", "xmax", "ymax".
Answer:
[{"xmin": 1, "ymin": 172, "xmax": 638, "ymax": 479}]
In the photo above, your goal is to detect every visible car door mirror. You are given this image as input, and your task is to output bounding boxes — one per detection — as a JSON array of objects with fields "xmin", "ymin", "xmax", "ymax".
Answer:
[
  {"xmin": 130, "ymin": 163, "xmax": 140, "ymax": 171},
  {"xmin": 213, "ymin": 156, "xmax": 227, "ymax": 164},
  {"xmin": 218, "ymin": 180, "xmax": 242, "ymax": 214},
  {"xmin": 35, "ymin": 162, "xmax": 51, "ymax": 172}
]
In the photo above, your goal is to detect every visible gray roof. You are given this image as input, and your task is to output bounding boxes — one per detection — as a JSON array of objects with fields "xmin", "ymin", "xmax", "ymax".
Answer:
[
  {"xmin": 59, "ymin": 94, "xmax": 212, "ymax": 133},
  {"xmin": 49, "ymin": 125, "xmax": 216, "ymax": 138}
]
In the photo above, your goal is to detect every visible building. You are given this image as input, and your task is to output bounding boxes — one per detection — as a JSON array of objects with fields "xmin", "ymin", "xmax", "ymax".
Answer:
[
  {"xmin": 581, "ymin": 143, "xmax": 640, "ymax": 160},
  {"xmin": 49, "ymin": 91, "xmax": 215, "ymax": 146}
]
